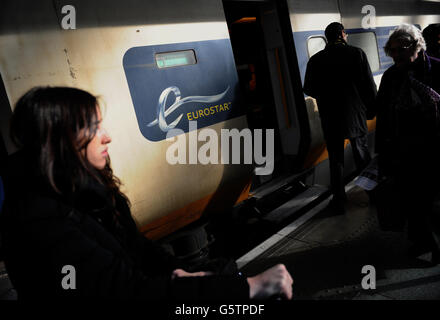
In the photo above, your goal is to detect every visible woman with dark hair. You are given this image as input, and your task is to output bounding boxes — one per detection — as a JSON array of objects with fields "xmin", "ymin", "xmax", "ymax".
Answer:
[
  {"xmin": 375, "ymin": 24, "xmax": 440, "ymax": 264},
  {"xmin": 0, "ymin": 86, "xmax": 293, "ymax": 300}
]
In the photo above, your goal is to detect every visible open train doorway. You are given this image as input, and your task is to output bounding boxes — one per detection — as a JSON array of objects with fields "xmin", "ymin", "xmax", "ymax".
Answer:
[{"xmin": 222, "ymin": 0, "xmax": 302, "ymax": 190}]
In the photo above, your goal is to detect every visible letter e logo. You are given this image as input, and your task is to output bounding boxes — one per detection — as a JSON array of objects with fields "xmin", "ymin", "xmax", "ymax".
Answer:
[{"xmin": 61, "ymin": 265, "xmax": 76, "ymax": 290}]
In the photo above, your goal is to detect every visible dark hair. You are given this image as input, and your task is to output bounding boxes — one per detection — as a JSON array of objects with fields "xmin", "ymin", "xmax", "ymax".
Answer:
[
  {"xmin": 423, "ymin": 23, "xmax": 440, "ymax": 44},
  {"xmin": 423, "ymin": 23, "xmax": 440, "ymax": 54},
  {"xmin": 10, "ymin": 86, "xmax": 128, "ymax": 205},
  {"xmin": 325, "ymin": 22, "xmax": 345, "ymax": 42}
]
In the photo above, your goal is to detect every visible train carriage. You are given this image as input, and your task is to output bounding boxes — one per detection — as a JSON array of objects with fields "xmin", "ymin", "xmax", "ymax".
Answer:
[{"xmin": 0, "ymin": 0, "xmax": 439, "ymax": 255}]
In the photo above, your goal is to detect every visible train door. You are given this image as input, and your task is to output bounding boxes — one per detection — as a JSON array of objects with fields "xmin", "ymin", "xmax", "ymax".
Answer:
[{"xmin": 222, "ymin": 0, "xmax": 302, "ymax": 188}]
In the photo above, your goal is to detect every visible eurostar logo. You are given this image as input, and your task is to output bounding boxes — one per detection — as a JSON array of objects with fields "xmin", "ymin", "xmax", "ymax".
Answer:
[
  {"xmin": 147, "ymin": 86, "xmax": 230, "ymax": 132},
  {"xmin": 123, "ymin": 39, "xmax": 244, "ymax": 141}
]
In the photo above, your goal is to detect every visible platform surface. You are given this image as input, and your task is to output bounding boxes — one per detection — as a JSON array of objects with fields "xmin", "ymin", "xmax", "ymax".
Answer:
[{"xmin": 238, "ymin": 185, "xmax": 440, "ymax": 300}]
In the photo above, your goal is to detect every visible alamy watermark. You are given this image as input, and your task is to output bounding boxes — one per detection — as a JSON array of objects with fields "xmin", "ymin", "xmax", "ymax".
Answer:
[
  {"xmin": 166, "ymin": 121, "xmax": 275, "ymax": 176},
  {"xmin": 61, "ymin": 5, "xmax": 76, "ymax": 30},
  {"xmin": 361, "ymin": 265, "xmax": 376, "ymax": 290},
  {"xmin": 60, "ymin": 4, "xmax": 377, "ymax": 31},
  {"xmin": 361, "ymin": 5, "xmax": 376, "ymax": 30},
  {"xmin": 61, "ymin": 265, "xmax": 76, "ymax": 290}
]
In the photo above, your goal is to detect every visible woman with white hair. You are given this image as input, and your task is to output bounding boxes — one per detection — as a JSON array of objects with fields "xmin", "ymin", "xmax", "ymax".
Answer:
[
  {"xmin": 375, "ymin": 23, "xmax": 440, "ymax": 264},
  {"xmin": 384, "ymin": 23, "xmax": 428, "ymax": 66}
]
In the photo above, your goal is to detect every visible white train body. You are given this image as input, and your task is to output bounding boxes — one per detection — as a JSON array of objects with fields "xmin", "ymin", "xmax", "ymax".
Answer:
[{"xmin": 0, "ymin": 0, "xmax": 438, "ymax": 239}]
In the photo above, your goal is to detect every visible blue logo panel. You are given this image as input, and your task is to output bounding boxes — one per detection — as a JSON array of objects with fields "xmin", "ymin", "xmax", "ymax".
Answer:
[{"xmin": 123, "ymin": 39, "xmax": 244, "ymax": 142}]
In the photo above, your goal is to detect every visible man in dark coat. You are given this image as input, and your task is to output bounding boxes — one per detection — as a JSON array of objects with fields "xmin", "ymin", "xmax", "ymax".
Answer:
[{"xmin": 303, "ymin": 22, "xmax": 377, "ymax": 213}]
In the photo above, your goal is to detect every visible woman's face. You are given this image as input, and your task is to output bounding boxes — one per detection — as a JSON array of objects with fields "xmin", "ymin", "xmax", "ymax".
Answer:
[
  {"xmin": 85, "ymin": 108, "xmax": 112, "ymax": 170},
  {"xmin": 388, "ymin": 39, "xmax": 419, "ymax": 66}
]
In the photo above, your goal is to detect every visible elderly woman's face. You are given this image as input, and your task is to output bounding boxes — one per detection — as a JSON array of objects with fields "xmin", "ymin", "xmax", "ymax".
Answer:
[
  {"xmin": 388, "ymin": 39, "xmax": 419, "ymax": 66},
  {"xmin": 85, "ymin": 108, "xmax": 112, "ymax": 170}
]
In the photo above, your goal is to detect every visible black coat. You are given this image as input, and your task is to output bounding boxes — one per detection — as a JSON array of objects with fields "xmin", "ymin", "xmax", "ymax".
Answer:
[
  {"xmin": 304, "ymin": 41, "xmax": 377, "ymax": 140},
  {"xmin": 373, "ymin": 53, "xmax": 440, "ymax": 247},
  {"xmin": 374, "ymin": 52, "xmax": 440, "ymax": 178},
  {"xmin": 0, "ymin": 151, "xmax": 249, "ymax": 300}
]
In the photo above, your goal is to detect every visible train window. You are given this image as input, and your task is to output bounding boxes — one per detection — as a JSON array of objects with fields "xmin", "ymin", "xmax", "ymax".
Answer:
[
  {"xmin": 346, "ymin": 32, "xmax": 380, "ymax": 72},
  {"xmin": 155, "ymin": 50, "xmax": 197, "ymax": 69},
  {"xmin": 307, "ymin": 37, "xmax": 326, "ymax": 58}
]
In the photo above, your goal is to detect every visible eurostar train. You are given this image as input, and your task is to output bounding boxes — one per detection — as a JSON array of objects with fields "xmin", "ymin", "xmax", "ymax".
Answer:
[{"xmin": 0, "ymin": 0, "xmax": 439, "ymax": 258}]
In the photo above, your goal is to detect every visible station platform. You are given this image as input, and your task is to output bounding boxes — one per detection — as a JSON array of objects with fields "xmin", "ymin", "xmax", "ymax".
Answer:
[
  {"xmin": 237, "ymin": 182, "xmax": 440, "ymax": 300},
  {"xmin": 1, "ymin": 182, "xmax": 439, "ymax": 300}
]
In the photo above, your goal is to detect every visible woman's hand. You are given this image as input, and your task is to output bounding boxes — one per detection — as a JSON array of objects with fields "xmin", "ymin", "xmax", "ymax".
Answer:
[{"xmin": 247, "ymin": 264, "xmax": 293, "ymax": 300}]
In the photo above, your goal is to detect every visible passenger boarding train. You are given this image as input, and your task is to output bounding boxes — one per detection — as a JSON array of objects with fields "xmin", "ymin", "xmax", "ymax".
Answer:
[{"xmin": 0, "ymin": 0, "xmax": 439, "ymax": 254}]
